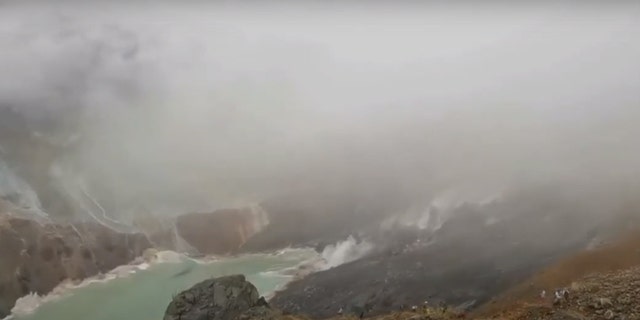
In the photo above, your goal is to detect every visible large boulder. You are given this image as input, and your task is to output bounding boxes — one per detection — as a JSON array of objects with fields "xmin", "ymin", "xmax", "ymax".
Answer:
[{"xmin": 163, "ymin": 275, "xmax": 278, "ymax": 320}]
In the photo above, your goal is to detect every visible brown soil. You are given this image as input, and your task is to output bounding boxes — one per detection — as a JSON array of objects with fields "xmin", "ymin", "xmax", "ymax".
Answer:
[{"xmin": 475, "ymin": 231, "xmax": 640, "ymax": 317}]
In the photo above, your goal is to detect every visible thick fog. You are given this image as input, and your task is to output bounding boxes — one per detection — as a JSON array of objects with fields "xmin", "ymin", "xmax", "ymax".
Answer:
[{"xmin": 1, "ymin": 2, "xmax": 639, "ymax": 216}]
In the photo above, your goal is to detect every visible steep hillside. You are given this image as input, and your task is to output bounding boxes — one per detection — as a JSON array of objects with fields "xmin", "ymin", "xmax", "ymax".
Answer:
[
  {"xmin": 0, "ymin": 211, "xmax": 151, "ymax": 318},
  {"xmin": 270, "ymin": 185, "xmax": 632, "ymax": 319},
  {"xmin": 475, "ymin": 231, "xmax": 640, "ymax": 319}
]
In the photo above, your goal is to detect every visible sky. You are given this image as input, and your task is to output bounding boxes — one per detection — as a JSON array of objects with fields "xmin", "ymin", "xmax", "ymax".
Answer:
[{"xmin": 0, "ymin": 2, "xmax": 639, "ymax": 214}]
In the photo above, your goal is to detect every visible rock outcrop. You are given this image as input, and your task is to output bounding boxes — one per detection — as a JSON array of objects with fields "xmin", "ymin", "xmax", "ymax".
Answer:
[
  {"xmin": 0, "ymin": 213, "xmax": 152, "ymax": 318},
  {"xmin": 176, "ymin": 208, "xmax": 267, "ymax": 255},
  {"xmin": 164, "ymin": 274, "xmax": 279, "ymax": 320}
]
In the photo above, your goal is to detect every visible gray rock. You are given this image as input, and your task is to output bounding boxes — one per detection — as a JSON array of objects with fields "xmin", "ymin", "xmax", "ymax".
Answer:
[
  {"xmin": 605, "ymin": 309, "xmax": 615, "ymax": 320},
  {"xmin": 163, "ymin": 275, "xmax": 266, "ymax": 320},
  {"xmin": 455, "ymin": 299, "xmax": 476, "ymax": 312},
  {"xmin": 596, "ymin": 297, "xmax": 613, "ymax": 309}
]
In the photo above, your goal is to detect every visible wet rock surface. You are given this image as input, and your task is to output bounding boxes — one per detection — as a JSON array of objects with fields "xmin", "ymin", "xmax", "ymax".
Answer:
[
  {"xmin": 164, "ymin": 274, "xmax": 280, "ymax": 320},
  {"xmin": 0, "ymin": 213, "xmax": 151, "ymax": 318}
]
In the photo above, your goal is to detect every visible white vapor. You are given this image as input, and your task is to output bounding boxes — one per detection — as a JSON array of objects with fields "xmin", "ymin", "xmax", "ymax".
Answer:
[{"xmin": 0, "ymin": 2, "xmax": 639, "ymax": 216}]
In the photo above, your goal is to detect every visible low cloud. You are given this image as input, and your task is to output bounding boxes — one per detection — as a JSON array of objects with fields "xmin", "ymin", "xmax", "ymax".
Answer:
[{"xmin": 1, "ymin": 2, "xmax": 639, "ymax": 215}]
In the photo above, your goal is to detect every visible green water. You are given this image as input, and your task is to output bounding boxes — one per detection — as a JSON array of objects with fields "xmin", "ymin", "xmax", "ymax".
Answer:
[{"xmin": 13, "ymin": 250, "xmax": 317, "ymax": 320}]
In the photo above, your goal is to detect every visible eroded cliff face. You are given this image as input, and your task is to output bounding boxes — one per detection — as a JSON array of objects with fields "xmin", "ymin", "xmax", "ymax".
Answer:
[
  {"xmin": 0, "ymin": 107, "xmax": 77, "ymax": 219},
  {"xmin": 175, "ymin": 207, "xmax": 268, "ymax": 255},
  {"xmin": 240, "ymin": 190, "xmax": 408, "ymax": 253},
  {"xmin": 132, "ymin": 211, "xmax": 180, "ymax": 251},
  {"xmin": 0, "ymin": 210, "xmax": 151, "ymax": 317},
  {"xmin": 0, "ymin": 108, "xmax": 157, "ymax": 317}
]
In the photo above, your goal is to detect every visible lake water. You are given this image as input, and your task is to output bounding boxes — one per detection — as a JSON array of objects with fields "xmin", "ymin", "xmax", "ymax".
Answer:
[{"xmin": 9, "ymin": 249, "xmax": 319, "ymax": 320}]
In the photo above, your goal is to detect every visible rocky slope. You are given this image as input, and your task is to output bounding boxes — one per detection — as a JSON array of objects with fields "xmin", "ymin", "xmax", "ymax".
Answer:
[
  {"xmin": 481, "ymin": 265, "xmax": 640, "ymax": 320},
  {"xmin": 0, "ymin": 210, "xmax": 151, "ymax": 318},
  {"xmin": 347, "ymin": 233, "xmax": 640, "ymax": 320},
  {"xmin": 475, "ymin": 232, "xmax": 640, "ymax": 319},
  {"xmin": 270, "ymin": 185, "xmax": 638, "ymax": 319},
  {"xmin": 165, "ymin": 235, "xmax": 640, "ymax": 320}
]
